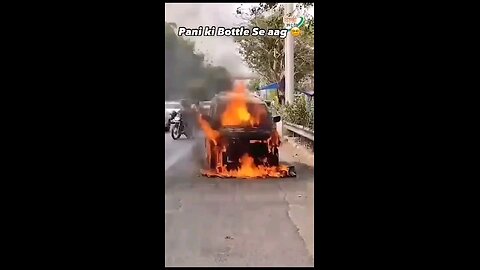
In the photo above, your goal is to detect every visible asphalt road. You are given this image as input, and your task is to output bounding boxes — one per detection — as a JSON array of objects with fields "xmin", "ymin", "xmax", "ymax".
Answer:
[{"xmin": 165, "ymin": 132, "xmax": 314, "ymax": 266}]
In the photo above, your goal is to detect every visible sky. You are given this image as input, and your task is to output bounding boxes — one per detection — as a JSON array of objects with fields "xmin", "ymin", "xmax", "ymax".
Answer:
[{"xmin": 165, "ymin": 3, "xmax": 314, "ymax": 78}]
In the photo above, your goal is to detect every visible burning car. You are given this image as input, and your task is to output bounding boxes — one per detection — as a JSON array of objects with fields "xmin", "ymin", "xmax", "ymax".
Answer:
[{"xmin": 198, "ymin": 82, "xmax": 295, "ymax": 178}]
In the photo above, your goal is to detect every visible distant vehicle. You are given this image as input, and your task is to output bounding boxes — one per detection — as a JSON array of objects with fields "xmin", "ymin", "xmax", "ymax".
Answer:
[{"xmin": 165, "ymin": 101, "xmax": 182, "ymax": 131}]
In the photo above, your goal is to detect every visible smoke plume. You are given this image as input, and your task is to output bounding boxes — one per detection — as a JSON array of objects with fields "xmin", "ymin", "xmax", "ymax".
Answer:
[{"xmin": 165, "ymin": 3, "xmax": 252, "ymax": 77}]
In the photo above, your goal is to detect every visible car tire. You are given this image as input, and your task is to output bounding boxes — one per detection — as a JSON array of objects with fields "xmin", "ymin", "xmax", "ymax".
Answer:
[
  {"xmin": 269, "ymin": 147, "xmax": 279, "ymax": 166},
  {"xmin": 171, "ymin": 124, "xmax": 181, "ymax": 140}
]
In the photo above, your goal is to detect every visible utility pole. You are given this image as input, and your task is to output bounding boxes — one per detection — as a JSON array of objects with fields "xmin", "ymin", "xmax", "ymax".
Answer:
[{"xmin": 284, "ymin": 3, "xmax": 295, "ymax": 105}]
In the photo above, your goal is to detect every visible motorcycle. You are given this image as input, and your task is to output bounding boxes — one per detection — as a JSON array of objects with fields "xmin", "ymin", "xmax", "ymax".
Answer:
[{"xmin": 169, "ymin": 111, "xmax": 194, "ymax": 140}]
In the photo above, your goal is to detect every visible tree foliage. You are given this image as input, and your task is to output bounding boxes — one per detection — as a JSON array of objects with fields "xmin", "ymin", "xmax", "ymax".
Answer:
[
  {"xmin": 234, "ymin": 3, "xmax": 314, "ymax": 87},
  {"xmin": 247, "ymin": 78, "xmax": 262, "ymax": 91},
  {"xmin": 279, "ymin": 95, "xmax": 314, "ymax": 130},
  {"xmin": 164, "ymin": 22, "xmax": 233, "ymax": 102}
]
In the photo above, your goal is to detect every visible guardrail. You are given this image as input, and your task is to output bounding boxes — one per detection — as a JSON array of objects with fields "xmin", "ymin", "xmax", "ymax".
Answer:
[{"xmin": 283, "ymin": 121, "xmax": 314, "ymax": 141}]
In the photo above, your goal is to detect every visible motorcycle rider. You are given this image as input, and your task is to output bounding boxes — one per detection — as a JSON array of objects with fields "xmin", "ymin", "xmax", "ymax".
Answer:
[{"xmin": 177, "ymin": 99, "xmax": 196, "ymax": 136}]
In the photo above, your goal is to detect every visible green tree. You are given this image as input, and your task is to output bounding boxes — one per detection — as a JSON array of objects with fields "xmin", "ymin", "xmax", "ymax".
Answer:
[
  {"xmin": 164, "ymin": 22, "xmax": 233, "ymax": 102},
  {"xmin": 234, "ymin": 3, "xmax": 314, "ymax": 85},
  {"xmin": 247, "ymin": 78, "xmax": 261, "ymax": 91},
  {"xmin": 283, "ymin": 95, "xmax": 313, "ymax": 128}
]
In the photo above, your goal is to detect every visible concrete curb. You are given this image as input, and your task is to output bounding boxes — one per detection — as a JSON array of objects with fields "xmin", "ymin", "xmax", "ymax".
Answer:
[{"xmin": 282, "ymin": 136, "xmax": 314, "ymax": 167}]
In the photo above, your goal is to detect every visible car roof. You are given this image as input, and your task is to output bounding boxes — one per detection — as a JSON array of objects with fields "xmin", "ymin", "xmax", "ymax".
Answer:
[{"xmin": 212, "ymin": 92, "xmax": 266, "ymax": 105}]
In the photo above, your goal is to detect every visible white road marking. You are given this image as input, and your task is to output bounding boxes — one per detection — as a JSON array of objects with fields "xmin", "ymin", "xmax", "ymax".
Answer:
[{"xmin": 164, "ymin": 142, "xmax": 195, "ymax": 172}]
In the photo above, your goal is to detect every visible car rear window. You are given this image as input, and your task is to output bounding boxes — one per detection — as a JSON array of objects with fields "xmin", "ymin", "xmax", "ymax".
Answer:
[{"xmin": 214, "ymin": 102, "xmax": 271, "ymax": 127}]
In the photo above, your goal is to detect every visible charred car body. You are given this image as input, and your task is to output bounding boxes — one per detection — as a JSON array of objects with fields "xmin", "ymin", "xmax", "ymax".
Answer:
[{"xmin": 200, "ymin": 91, "xmax": 281, "ymax": 172}]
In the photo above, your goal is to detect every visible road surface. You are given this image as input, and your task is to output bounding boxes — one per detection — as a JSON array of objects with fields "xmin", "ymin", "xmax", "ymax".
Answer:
[{"xmin": 165, "ymin": 132, "xmax": 314, "ymax": 266}]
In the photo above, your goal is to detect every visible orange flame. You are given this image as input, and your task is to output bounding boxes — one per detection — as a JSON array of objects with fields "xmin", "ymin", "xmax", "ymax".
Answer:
[
  {"xmin": 268, "ymin": 130, "xmax": 281, "ymax": 151},
  {"xmin": 197, "ymin": 82, "xmax": 294, "ymax": 179},
  {"xmin": 198, "ymin": 114, "xmax": 219, "ymax": 145},
  {"xmin": 220, "ymin": 82, "xmax": 266, "ymax": 127},
  {"xmin": 201, "ymin": 154, "xmax": 292, "ymax": 178}
]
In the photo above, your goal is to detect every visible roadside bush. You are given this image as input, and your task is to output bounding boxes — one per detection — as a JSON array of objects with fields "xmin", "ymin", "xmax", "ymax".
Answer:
[
  {"xmin": 279, "ymin": 95, "xmax": 314, "ymax": 130},
  {"xmin": 308, "ymin": 104, "xmax": 314, "ymax": 130},
  {"xmin": 273, "ymin": 96, "xmax": 315, "ymax": 130}
]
